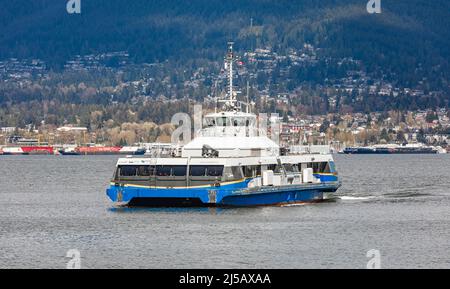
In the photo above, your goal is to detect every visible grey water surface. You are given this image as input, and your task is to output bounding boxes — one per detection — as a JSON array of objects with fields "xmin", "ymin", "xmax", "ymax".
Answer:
[{"xmin": 0, "ymin": 154, "xmax": 449, "ymax": 268}]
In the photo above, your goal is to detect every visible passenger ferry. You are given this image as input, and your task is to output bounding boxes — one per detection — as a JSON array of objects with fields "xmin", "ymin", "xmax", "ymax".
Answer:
[{"xmin": 106, "ymin": 43, "xmax": 340, "ymax": 207}]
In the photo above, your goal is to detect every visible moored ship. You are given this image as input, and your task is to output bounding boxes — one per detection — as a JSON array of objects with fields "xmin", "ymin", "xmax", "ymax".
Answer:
[
  {"xmin": 106, "ymin": 43, "xmax": 341, "ymax": 207},
  {"xmin": 59, "ymin": 145, "xmax": 146, "ymax": 155},
  {"xmin": 0, "ymin": 137, "xmax": 55, "ymax": 155},
  {"xmin": 0, "ymin": 146, "xmax": 54, "ymax": 155},
  {"xmin": 342, "ymin": 144, "xmax": 446, "ymax": 154}
]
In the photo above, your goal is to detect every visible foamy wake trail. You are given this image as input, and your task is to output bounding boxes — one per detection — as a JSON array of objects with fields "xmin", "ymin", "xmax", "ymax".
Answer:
[
  {"xmin": 281, "ymin": 203, "xmax": 307, "ymax": 207},
  {"xmin": 339, "ymin": 196, "xmax": 377, "ymax": 201}
]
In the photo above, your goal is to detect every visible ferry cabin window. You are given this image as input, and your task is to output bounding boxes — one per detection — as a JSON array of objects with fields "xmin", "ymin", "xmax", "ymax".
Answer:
[
  {"xmin": 267, "ymin": 164, "xmax": 283, "ymax": 174},
  {"xmin": 243, "ymin": 166, "xmax": 261, "ymax": 178},
  {"xmin": 189, "ymin": 166, "xmax": 224, "ymax": 177},
  {"xmin": 156, "ymin": 165, "xmax": 187, "ymax": 177},
  {"xmin": 172, "ymin": 166, "xmax": 187, "ymax": 177},
  {"xmin": 246, "ymin": 117, "xmax": 256, "ymax": 127},
  {"xmin": 329, "ymin": 162, "xmax": 336, "ymax": 173},
  {"xmin": 207, "ymin": 166, "xmax": 224, "ymax": 177},
  {"xmin": 312, "ymin": 162, "xmax": 329, "ymax": 173},
  {"xmin": 137, "ymin": 165, "xmax": 151, "ymax": 176},
  {"xmin": 204, "ymin": 117, "xmax": 215, "ymax": 127},
  {"xmin": 322, "ymin": 162, "xmax": 331, "ymax": 173},
  {"xmin": 156, "ymin": 166, "xmax": 172, "ymax": 177},
  {"xmin": 305, "ymin": 162, "xmax": 331, "ymax": 173},
  {"xmin": 284, "ymin": 164, "xmax": 299, "ymax": 173},
  {"xmin": 119, "ymin": 166, "xmax": 137, "ymax": 177},
  {"xmin": 231, "ymin": 167, "xmax": 243, "ymax": 179},
  {"xmin": 233, "ymin": 117, "xmax": 246, "ymax": 127},
  {"xmin": 119, "ymin": 165, "xmax": 151, "ymax": 177},
  {"xmin": 243, "ymin": 166, "xmax": 252, "ymax": 178},
  {"xmin": 223, "ymin": 166, "xmax": 243, "ymax": 180},
  {"xmin": 216, "ymin": 117, "xmax": 230, "ymax": 127},
  {"xmin": 190, "ymin": 166, "xmax": 208, "ymax": 177}
]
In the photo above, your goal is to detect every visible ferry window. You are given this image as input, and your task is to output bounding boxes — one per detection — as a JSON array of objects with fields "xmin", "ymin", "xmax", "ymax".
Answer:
[
  {"xmin": 320, "ymin": 162, "xmax": 330, "ymax": 173},
  {"xmin": 246, "ymin": 117, "xmax": 256, "ymax": 127},
  {"xmin": 190, "ymin": 166, "xmax": 207, "ymax": 177},
  {"xmin": 298, "ymin": 163, "xmax": 309, "ymax": 171},
  {"xmin": 312, "ymin": 163, "xmax": 318, "ymax": 173},
  {"xmin": 172, "ymin": 166, "xmax": 187, "ymax": 177},
  {"xmin": 284, "ymin": 164, "xmax": 296, "ymax": 173},
  {"xmin": 223, "ymin": 167, "xmax": 232, "ymax": 179},
  {"xmin": 272, "ymin": 165, "xmax": 283, "ymax": 174},
  {"xmin": 311, "ymin": 162, "xmax": 328, "ymax": 173},
  {"xmin": 329, "ymin": 162, "xmax": 336, "ymax": 173},
  {"xmin": 243, "ymin": 166, "xmax": 252, "ymax": 178},
  {"xmin": 216, "ymin": 117, "xmax": 229, "ymax": 127},
  {"xmin": 156, "ymin": 166, "xmax": 171, "ymax": 177},
  {"xmin": 242, "ymin": 165, "xmax": 261, "ymax": 177},
  {"xmin": 207, "ymin": 166, "xmax": 224, "ymax": 177},
  {"xmin": 204, "ymin": 118, "xmax": 215, "ymax": 127},
  {"xmin": 137, "ymin": 165, "xmax": 151, "ymax": 177},
  {"xmin": 119, "ymin": 165, "xmax": 137, "ymax": 177},
  {"xmin": 233, "ymin": 117, "xmax": 246, "ymax": 127},
  {"xmin": 231, "ymin": 167, "xmax": 243, "ymax": 179}
]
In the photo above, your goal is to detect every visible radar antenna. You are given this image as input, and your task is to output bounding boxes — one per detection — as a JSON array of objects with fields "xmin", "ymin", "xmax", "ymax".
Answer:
[
  {"xmin": 215, "ymin": 42, "xmax": 252, "ymax": 113},
  {"xmin": 227, "ymin": 41, "xmax": 235, "ymax": 104}
]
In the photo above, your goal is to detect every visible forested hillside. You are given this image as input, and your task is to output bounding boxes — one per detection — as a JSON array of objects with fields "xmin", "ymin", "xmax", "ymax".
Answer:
[
  {"xmin": 0, "ymin": 0, "xmax": 449, "ymax": 128},
  {"xmin": 1, "ymin": 1, "xmax": 449, "ymax": 78}
]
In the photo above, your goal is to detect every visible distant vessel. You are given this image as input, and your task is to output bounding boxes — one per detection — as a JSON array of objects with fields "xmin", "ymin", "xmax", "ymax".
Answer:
[
  {"xmin": 59, "ymin": 145, "xmax": 146, "ymax": 156},
  {"xmin": 0, "ymin": 146, "xmax": 54, "ymax": 155},
  {"xmin": 0, "ymin": 137, "xmax": 55, "ymax": 155},
  {"xmin": 342, "ymin": 144, "xmax": 445, "ymax": 154},
  {"xmin": 106, "ymin": 43, "xmax": 341, "ymax": 207}
]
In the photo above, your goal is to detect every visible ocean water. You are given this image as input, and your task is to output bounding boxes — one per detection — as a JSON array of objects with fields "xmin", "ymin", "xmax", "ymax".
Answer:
[{"xmin": 0, "ymin": 154, "xmax": 449, "ymax": 269}]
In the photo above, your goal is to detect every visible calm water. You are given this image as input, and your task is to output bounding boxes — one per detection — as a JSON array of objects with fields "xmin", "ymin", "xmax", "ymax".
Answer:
[{"xmin": 0, "ymin": 154, "xmax": 449, "ymax": 269}]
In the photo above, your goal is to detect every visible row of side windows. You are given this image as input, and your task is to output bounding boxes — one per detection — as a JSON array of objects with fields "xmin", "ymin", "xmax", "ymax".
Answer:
[
  {"xmin": 267, "ymin": 162, "xmax": 331, "ymax": 174},
  {"xmin": 118, "ymin": 165, "xmax": 151, "ymax": 177},
  {"xmin": 117, "ymin": 162, "xmax": 332, "ymax": 178},
  {"xmin": 117, "ymin": 165, "xmax": 225, "ymax": 178}
]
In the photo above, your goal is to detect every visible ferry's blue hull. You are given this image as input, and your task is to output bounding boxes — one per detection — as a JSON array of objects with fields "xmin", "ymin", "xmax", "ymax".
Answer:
[{"xmin": 106, "ymin": 175, "xmax": 340, "ymax": 207}]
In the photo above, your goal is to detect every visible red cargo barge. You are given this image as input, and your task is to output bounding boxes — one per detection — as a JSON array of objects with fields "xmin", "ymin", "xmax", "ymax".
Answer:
[
  {"xmin": 58, "ymin": 146, "xmax": 146, "ymax": 155},
  {"xmin": 0, "ymin": 146, "xmax": 54, "ymax": 155}
]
